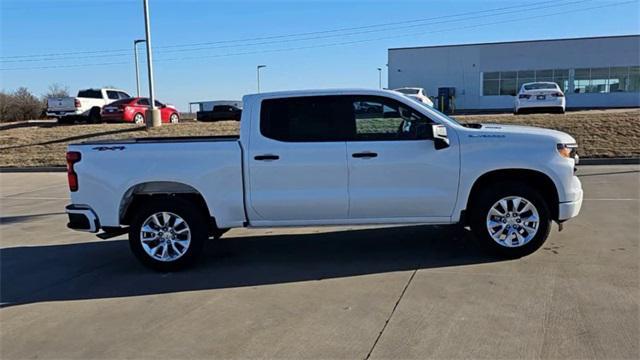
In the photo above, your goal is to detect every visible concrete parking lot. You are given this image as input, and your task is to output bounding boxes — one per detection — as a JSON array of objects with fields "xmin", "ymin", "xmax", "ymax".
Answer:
[{"xmin": 1, "ymin": 166, "xmax": 638, "ymax": 359}]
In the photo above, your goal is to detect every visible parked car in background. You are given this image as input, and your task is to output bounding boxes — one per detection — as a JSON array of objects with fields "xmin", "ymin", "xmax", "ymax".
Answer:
[
  {"xmin": 514, "ymin": 82, "xmax": 565, "ymax": 114},
  {"xmin": 197, "ymin": 104, "xmax": 242, "ymax": 122},
  {"xmin": 101, "ymin": 97, "xmax": 179, "ymax": 124},
  {"xmin": 47, "ymin": 88, "xmax": 130, "ymax": 124},
  {"xmin": 65, "ymin": 88, "xmax": 582, "ymax": 271},
  {"xmin": 393, "ymin": 87, "xmax": 434, "ymax": 107}
]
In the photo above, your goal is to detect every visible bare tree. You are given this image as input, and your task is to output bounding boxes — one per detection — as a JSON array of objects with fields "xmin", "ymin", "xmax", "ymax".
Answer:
[
  {"xmin": 44, "ymin": 83, "xmax": 70, "ymax": 99},
  {"xmin": 0, "ymin": 91, "xmax": 11, "ymax": 122},
  {"xmin": 12, "ymin": 87, "xmax": 43, "ymax": 121}
]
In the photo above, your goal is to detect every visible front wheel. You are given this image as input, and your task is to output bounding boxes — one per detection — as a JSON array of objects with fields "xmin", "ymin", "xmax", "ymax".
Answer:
[
  {"xmin": 129, "ymin": 198, "xmax": 207, "ymax": 271},
  {"xmin": 470, "ymin": 183, "xmax": 551, "ymax": 258},
  {"xmin": 169, "ymin": 113, "xmax": 179, "ymax": 123}
]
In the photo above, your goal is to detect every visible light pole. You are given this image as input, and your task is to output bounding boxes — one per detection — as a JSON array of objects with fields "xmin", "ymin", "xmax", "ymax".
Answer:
[
  {"xmin": 377, "ymin": 67, "xmax": 382, "ymax": 89},
  {"xmin": 133, "ymin": 39, "xmax": 145, "ymax": 97},
  {"xmin": 257, "ymin": 65, "xmax": 266, "ymax": 93},
  {"xmin": 142, "ymin": 0, "xmax": 160, "ymax": 128}
]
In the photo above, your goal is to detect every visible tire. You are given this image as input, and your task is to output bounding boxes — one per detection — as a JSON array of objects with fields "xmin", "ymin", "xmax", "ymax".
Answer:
[
  {"xmin": 57, "ymin": 117, "xmax": 71, "ymax": 125},
  {"xmin": 169, "ymin": 113, "xmax": 179, "ymax": 123},
  {"xmin": 133, "ymin": 113, "xmax": 145, "ymax": 125},
  {"xmin": 470, "ymin": 182, "xmax": 551, "ymax": 258},
  {"xmin": 88, "ymin": 108, "xmax": 101, "ymax": 124},
  {"xmin": 129, "ymin": 198, "xmax": 207, "ymax": 271}
]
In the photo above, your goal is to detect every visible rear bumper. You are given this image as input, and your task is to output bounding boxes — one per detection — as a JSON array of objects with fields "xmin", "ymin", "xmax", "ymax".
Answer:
[
  {"xmin": 558, "ymin": 188, "xmax": 583, "ymax": 221},
  {"xmin": 66, "ymin": 204, "xmax": 100, "ymax": 233},
  {"xmin": 46, "ymin": 110, "xmax": 84, "ymax": 117},
  {"xmin": 515, "ymin": 98, "xmax": 565, "ymax": 110}
]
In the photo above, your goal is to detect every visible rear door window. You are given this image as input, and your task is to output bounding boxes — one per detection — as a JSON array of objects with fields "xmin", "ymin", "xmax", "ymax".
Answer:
[
  {"xmin": 77, "ymin": 89, "xmax": 102, "ymax": 98},
  {"xmin": 137, "ymin": 98, "xmax": 150, "ymax": 106},
  {"xmin": 260, "ymin": 96, "xmax": 352, "ymax": 142}
]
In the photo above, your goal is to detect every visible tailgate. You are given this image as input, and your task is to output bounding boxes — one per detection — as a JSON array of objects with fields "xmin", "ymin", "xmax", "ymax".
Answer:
[{"xmin": 48, "ymin": 97, "xmax": 76, "ymax": 111}]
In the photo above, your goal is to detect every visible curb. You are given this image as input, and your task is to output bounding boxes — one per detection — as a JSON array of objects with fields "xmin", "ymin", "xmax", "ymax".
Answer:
[
  {"xmin": 0, "ymin": 167, "xmax": 66, "ymax": 173},
  {"xmin": 1, "ymin": 158, "xmax": 638, "ymax": 173},
  {"xmin": 579, "ymin": 157, "xmax": 640, "ymax": 165}
]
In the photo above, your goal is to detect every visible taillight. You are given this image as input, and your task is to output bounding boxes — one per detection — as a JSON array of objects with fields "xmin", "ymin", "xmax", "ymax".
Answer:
[
  {"xmin": 552, "ymin": 92, "xmax": 564, "ymax": 97},
  {"xmin": 518, "ymin": 94, "xmax": 531, "ymax": 99},
  {"xmin": 74, "ymin": 99, "xmax": 81, "ymax": 108},
  {"xmin": 66, "ymin": 151, "xmax": 81, "ymax": 192}
]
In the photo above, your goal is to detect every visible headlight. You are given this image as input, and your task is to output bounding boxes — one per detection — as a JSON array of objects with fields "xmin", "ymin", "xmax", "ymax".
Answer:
[{"xmin": 557, "ymin": 143, "xmax": 578, "ymax": 162}]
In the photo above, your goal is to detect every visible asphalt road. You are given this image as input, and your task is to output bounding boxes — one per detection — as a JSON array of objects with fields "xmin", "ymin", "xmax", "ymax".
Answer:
[{"xmin": 1, "ymin": 166, "xmax": 638, "ymax": 359}]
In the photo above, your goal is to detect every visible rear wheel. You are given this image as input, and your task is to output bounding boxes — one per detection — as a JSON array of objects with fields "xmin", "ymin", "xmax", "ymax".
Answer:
[
  {"xmin": 169, "ymin": 113, "xmax": 179, "ymax": 123},
  {"xmin": 129, "ymin": 198, "xmax": 207, "ymax": 271},
  {"xmin": 88, "ymin": 107, "xmax": 101, "ymax": 124},
  {"xmin": 133, "ymin": 113, "xmax": 145, "ymax": 125},
  {"xmin": 470, "ymin": 182, "xmax": 551, "ymax": 258}
]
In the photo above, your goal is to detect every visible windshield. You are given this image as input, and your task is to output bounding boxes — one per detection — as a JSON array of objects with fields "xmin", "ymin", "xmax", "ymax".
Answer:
[
  {"xmin": 396, "ymin": 88, "xmax": 420, "ymax": 95},
  {"xmin": 407, "ymin": 97, "xmax": 463, "ymax": 126},
  {"xmin": 524, "ymin": 83, "xmax": 558, "ymax": 90}
]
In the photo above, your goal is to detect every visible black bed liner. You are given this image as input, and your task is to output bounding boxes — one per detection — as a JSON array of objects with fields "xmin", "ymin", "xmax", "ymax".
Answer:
[{"xmin": 76, "ymin": 135, "xmax": 239, "ymax": 145}]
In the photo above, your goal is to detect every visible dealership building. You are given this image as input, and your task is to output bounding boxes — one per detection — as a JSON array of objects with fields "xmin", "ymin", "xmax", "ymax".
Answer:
[{"xmin": 388, "ymin": 35, "xmax": 640, "ymax": 111}]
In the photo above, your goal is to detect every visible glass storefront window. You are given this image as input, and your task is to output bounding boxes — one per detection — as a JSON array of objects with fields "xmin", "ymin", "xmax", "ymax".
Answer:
[
  {"xmin": 482, "ymin": 67, "xmax": 639, "ymax": 96},
  {"xmin": 553, "ymin": 69, "xmax": 570, "ymax": 92},
  {"xmin": 517, "ymin": 70, "xmax": 535, "ymax": 91},
  {"xmin": 574, "ymin": 68, "xmax": 590, "ymax": 93},
  {"xmin": 588, "ymin": 68, "xmax": 610, "ymax": 93},
  {"xmin": 499, "ymin": 71, "xmax": 517, "ymax": 96},
  {"xmin": 535, "ymin": 69, "xmax": 554, "ymax": 83},
  {"xmin": 629, "ymin": 66, "xmax": 640, "ymax": 92},
  {"xmin": 609, "ymin": 67, "xmax": 628, "ymax": 92}
]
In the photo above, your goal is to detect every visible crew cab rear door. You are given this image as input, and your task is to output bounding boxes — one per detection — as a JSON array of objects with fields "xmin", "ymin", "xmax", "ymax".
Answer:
[
  {"xmin": 345, "ymin": 95, "xmax": 459, "ymax": 220},
  {"xmin": 246, "ymin": 96, "xmax": 351, "ymax": 224}
]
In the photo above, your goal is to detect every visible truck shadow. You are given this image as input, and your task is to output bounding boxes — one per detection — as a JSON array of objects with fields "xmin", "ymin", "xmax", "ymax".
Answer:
[{"xmin": 1, "ymin": 225, "xmax": 501, "ymax": 307}]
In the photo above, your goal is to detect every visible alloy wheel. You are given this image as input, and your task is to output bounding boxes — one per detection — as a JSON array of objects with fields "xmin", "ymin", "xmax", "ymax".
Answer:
[
  {"xmin": 486, "ymin": 196, "xmax": 540, "ymax": 248},
  {"xmin": 140, "ymin": 212, "xmax": 191, "ymax": 262}
]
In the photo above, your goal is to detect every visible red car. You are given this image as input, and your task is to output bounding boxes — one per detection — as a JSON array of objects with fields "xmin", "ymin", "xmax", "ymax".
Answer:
[{"xmin": 101, "ymin": 97, "xmax": 180, "ymax": 124}]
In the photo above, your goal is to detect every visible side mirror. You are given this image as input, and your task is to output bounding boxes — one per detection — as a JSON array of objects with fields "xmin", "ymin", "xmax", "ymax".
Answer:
[{"xmin": 432, "ymin": 124, "xmax": 450, "ymax": 150}]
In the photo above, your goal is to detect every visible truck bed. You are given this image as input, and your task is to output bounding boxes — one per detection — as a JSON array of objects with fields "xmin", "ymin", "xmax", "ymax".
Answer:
[{"xmin": 68, "ymin": 136, "xmax": 246, "ymax": 228}]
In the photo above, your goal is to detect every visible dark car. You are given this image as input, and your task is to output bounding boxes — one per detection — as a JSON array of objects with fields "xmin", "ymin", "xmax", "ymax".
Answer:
[{"xmin": 197, "ymin": 105, "xmax": 242, "ymax": 122}]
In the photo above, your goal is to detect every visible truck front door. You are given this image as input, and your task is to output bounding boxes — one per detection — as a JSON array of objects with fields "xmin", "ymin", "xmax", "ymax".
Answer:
[{"xmin": 345, "ymin": 96, "xmax": 460, "ymax": 220}]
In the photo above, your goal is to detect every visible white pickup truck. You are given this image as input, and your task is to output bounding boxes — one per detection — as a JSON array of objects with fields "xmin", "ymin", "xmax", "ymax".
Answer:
[
  {"xmin": 65, "ymin": 89, "xmax": 583, "ymax": 270},
  {"xmin": 47, "ymin": 88, "xmax": 131, "ymax": 124}
]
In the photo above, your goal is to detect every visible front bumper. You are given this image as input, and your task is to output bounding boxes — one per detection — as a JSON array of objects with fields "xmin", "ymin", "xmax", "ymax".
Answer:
[
  {"xmin": 66, "ymin": 204, "xmax": 100, "ymax": 233},
  {"xmin": 558, "ymin": 188, "xmax": 583, "ymax": 221}
]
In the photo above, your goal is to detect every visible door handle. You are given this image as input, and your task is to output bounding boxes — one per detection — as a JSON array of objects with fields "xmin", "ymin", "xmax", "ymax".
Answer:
[
  {"xmin": 352, "ymin": 152, "xmax": 378, "ymax": 158},
  {"xmin": 254, "ymin": 154, "xmax": 280, "ymax": 161}
]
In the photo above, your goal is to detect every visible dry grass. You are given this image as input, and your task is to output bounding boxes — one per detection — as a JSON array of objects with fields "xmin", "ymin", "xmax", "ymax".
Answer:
[
  {"xmin": 1, "ymin": 109, "xmax": 638, "ymax": 168},
  {"xmin": 454, "ymin": 109, "xmax": 640, "ymax": 158}
]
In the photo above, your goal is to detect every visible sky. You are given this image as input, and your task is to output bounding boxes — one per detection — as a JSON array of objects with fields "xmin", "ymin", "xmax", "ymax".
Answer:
[{"xmin": 1, "ymin": 0, "xmax": 639, "ymax": 110}]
